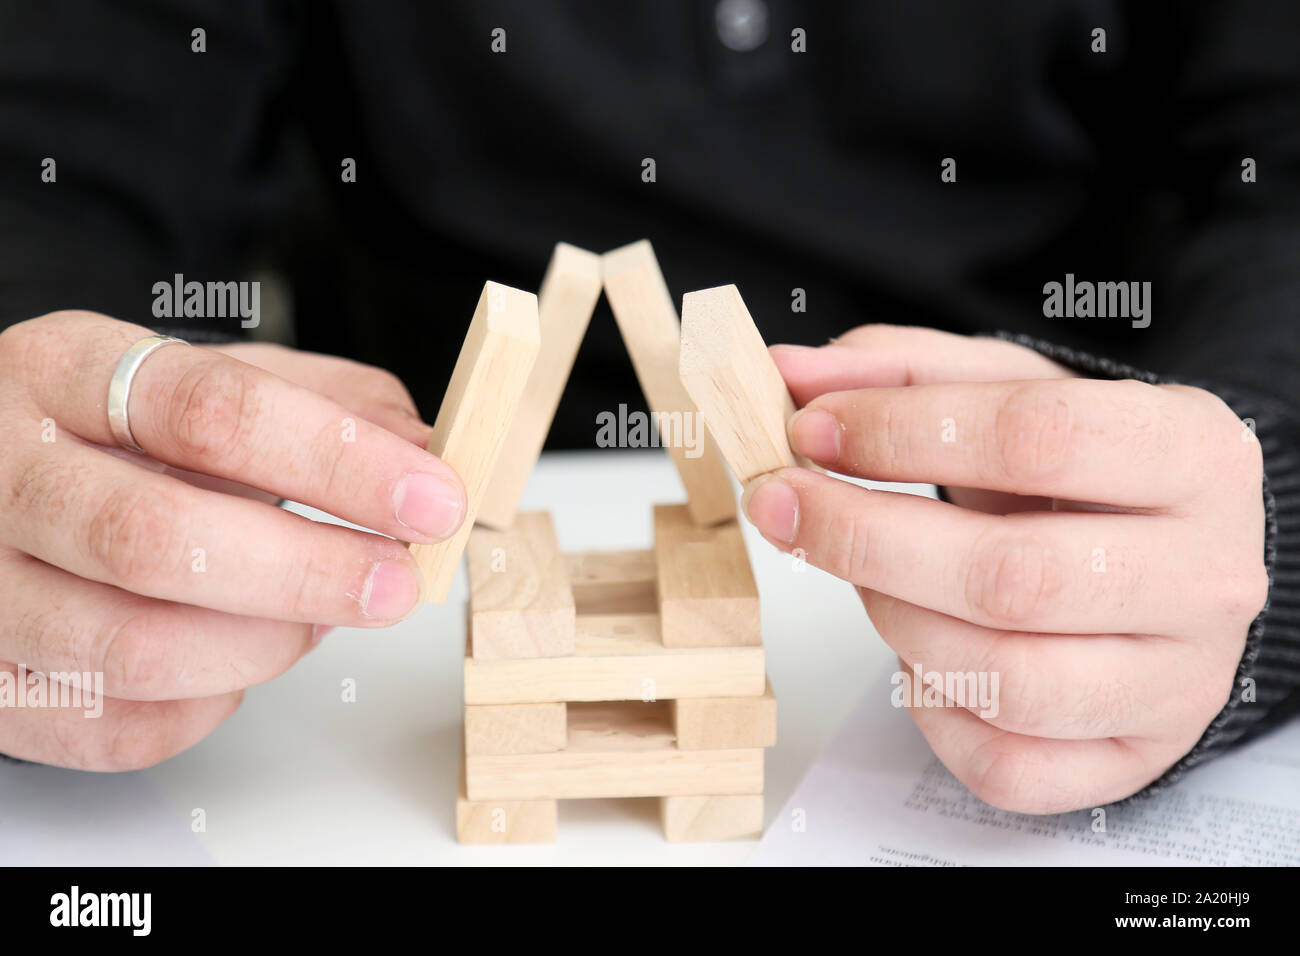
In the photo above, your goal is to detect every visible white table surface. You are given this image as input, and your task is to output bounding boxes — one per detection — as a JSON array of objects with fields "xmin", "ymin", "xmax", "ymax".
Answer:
[{"xmin": 2, "ymin": 451, "xmax": 916, "ymax": 866}]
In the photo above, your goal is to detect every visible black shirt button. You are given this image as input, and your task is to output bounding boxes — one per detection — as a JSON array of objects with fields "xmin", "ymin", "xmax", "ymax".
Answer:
[{"xmin": 715, "ymin": 0, "xmax": 769, "ymax": 52}]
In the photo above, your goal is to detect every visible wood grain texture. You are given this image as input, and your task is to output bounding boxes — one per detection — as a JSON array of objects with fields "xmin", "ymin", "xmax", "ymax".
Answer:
[
  {"xmin": 670, "ymin": 678, "xmax": 777, "ymax": 750},
  {"xmin": 653, "ymin": 504, "xmax": 760, "ymax": 648},
  {"xmin": 456, "ymin": 758, "xmax": 557, "ymax": 843},
  {"xmin": 565, "ymin": 700, "xmax": 675, "ymax": 751},
  {"xmin": 464, "ymin": 702, "xmax": 567, "ymax": 755},
  {"xmin": 467, "ymin": 512, "xmax": 575, "ymax": 660},
  {"xmin": 660, "ymin": 795, "xmax": 764, "ymax": 842},
  {"xmin": 680, "ymin": 283, "xmax": 809, "ymax": 483},
  {"xmin": 602, "ymin": 240, "xmax": 736, "ymax": 527},
  {"xmin": 411, "ymin": 281, "xmax": 540, "ymax": 602},
  {"xmin": 466, "ymin": 700, "xmax": 764, "ymax": 800},
  {"xmin": 477, "ymin": 244, "xmax": 603, "ymax": 530},
  {"xmin": 565, "ymin": 549, "xmax": 657, "ymax": 615},
  {"xmin": 463, "ymin": 612, "xmax": 766, "ymax": 704}
]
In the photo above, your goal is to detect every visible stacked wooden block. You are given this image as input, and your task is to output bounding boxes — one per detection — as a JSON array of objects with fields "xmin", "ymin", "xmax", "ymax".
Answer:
[
  {"xmin": 456, "ymin": 507, "xmax": 777, "ymax": 843},
  {"xmin": 417, "ymin": 239, "xmax": 803, "ymax": 843}
]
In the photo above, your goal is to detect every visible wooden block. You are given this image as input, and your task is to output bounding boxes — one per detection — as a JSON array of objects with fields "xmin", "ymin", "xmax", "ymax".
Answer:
[
  {"xmin": 411, "ymin": 282, "xmax": 541, "ymax": 602},
  {"xmin": 670, "ymin": 678, "xmax": 777, "ymax": 750},
  {"xmin": 660, "ymin": 795, "xmax": 764, "ymax": 842},
  {"xmin": 654, "ymin": 504, "xmax": 760, "ymax": 647},
  {"xmin": 477, "ymin": 244, "xmax": 603, "ymax": 530},
  {"xmin": 465, "ymin": 702, "xmax": 567, "ymax": 755},
  {"xmin": 456, "ymin": 758, "xmax": 557, "ymax": 843},
  {"xmin": 466, "ymin": 700, "xmax": 764, "ymax": 800},
  {"xmin": 565, "ymin": 549, "xmax": 657, "ymax": 615},
  {"xmin": 463, "ymin": 612, "xmax": 765, "ymax": 704},
  {"xmin": 680, "ymin": 284, "xmax": 810, "ymax": 483},
  {"xmin": 467, "ymin": 512, "xmax": 575, "ymax": 659},
  {"xmin": 602, "ymin": 240, "xmax": 736, "ymax": 527}
]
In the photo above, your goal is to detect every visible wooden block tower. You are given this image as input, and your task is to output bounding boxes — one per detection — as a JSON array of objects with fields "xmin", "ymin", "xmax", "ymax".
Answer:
[{"xmin": 422, "ymin": 241, "xmax": 789, "ymax": 843}]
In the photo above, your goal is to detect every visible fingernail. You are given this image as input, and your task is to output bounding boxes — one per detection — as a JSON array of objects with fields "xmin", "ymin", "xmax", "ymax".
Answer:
[
  {"xmin": 788, "ymin": 408, "xmax": 842, "ymax": 464},
  {"xmin": 742, "ymin": 474, "xmax": 800, "ymax": 544},
  {"xmin": 360, "ymin": 560, "xmax": 421, "ymax": 620},
  {"xmin": 394, "ymin": 472, "xmax": 464, "ymax": 540}
]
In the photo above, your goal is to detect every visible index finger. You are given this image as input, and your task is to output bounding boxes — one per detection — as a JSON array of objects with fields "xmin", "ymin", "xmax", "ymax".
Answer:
[
  {"xmin": 770, "ymin": 326, "xmax": 1074, "ymax": 406},
  {"xmin": 18, "ymin": 312, "xmax": 465, "ymax": 544},
  {"xmin": 790, "ymin": 378, "xmax": 1198, "ymax": 509}
]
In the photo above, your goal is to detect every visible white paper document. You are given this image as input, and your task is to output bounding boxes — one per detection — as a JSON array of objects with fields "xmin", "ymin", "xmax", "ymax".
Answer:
[{"xmin": 751, "ymin": 670, "xmax": 1300, "ymax": 866}]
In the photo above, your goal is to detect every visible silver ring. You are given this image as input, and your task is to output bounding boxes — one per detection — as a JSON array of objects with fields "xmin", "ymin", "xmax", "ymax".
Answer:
[{"xmin": 107, "ymin": 334, "xmax": 190, "ymax": 454}]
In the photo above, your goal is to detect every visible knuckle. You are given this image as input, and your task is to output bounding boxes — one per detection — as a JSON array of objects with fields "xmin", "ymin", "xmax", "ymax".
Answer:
[
  {"xmin": 0, "ymin": 311, "xmax": 76, "ymax": 355},
  {"xmin": 159, "ymin": 358, "xmax": 261, "ymax": 466},
  {"xmin": 98, "ymin": 612, "xmax": 182, "ymax": 697},
  {"xmin": 1, "ymin": 312, "xmax": 108, "ymax": 389},
  {"xmin": 833, "ymin": 323, "xmax": 897, "ymax": 349},
  {"xmin": 258, "ymin": 629, "xmax": 312, "ymax": 684},
  {"xmin": 982, "ymin": 654, "xmax": 1129, "ymax": 739},
  {"xmin": 1237, "ymin": 435, "xmax": 1265, "ymax": 486},
  {"xmin": 304, "ymin": 419, "xmax": 356, "ymax": 502},
  {"xmin": 1172, "ymin": 385, "xmax": 1263, "ymax": 477},
  {"xmin": 965, "ymin": 745, "xmax": 1037, "ymax": 812},
  {"xmin": 1149, "ymin": 649, "xmax": 1233, "ymax": 749},
  {"xmin": 965, "ymin": 528, "xmax": 1058, "ymax": 629},
  {"xmin": 849, "ymin": 398, "xmax": 903, "ymax": 475},
  {"xmin": 7, "ymin": 455, "xmax": 73, "ymax": 519},
  {"xmin": 335, "ymin": 360, "xmax": 415, "ymax": 413},
  {"xmin": 1199, "ymin": 653, "xmax": 1239, "ymax": 723},
  {"xmin": 966, "ymin": 744, "xmax": 1079, "ymax": 814},
  {"xmin": 991, "ymin": 383, "xmax": 1073, "ymax": 482},
  {"xmin": 1113, "ymin": 381, "xmax": 1180, "ymax": 460},
  {"xmin": 84, "ymin": 487, "xmax": 180, "ymax": 586},
  {"xmin": 1215, "ymin": 562, "xmax": 1270, "ymax": 623},
  {"xmin": 1176, "ymin": 651, "xmax": 1234, "ymax": 736},
  {"xmin": 21, "ymin": 602, "xmax": 76, "ymax": 674},
  {"xmin": 282, "ymin": 547, "xmax": 326, "ymax": 622},
  {"xmin": 819, "ymin": 511, "xmax": 875, "ymax": 583},
  {"xmin": 971, "ymin": 638, "xmax": 1037, "ymax": 728},
  {"xmin": 1062, "ymin": 678, "xmax": 1134, "ymax": 738},
  {"xmin": 106, "ymin": 703, "xmax": 178, "ymax": 771},
  {"xmin": 1225, "ymin": 424, "xmax": 1265, "ymax": 487},
  {"xmin": 1244, "ymin": 564, "xmax": 1271, "ymax": 617},
  {"xmin": 859, "ymin": 588, "xmax": 895, "ymax": 635},
  {"xmin": 362, "ymin": 366, "xmax": 412, "ymax": 405},
  {"xmin": 0, "ymin": 317, "xmax": 37, "ymax": 367},
  {"xmin": 45, "ymin": 704, "xmax": 97, "ymax": 768},
  {"xmin": 1167, "ymin": 383, "xmax": 1229, "ymax": 420}
]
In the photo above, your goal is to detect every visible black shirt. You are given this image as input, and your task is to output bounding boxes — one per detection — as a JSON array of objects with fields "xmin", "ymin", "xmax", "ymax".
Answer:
[{"xmin": 3, "ymin": 0, "xmax": 1297, "ymax": 438}]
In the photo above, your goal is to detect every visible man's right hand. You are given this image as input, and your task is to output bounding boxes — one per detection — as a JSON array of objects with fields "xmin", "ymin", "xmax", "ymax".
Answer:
[{"xmin": 0, "ymin": 311, "xmax": 466, "ymax": 770}]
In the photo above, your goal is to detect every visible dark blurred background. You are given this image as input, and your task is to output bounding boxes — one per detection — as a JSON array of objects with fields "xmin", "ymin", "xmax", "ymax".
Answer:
[{"xmin": 2, "ymin": 0, "xmax": 1297, "ymax": 446}]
